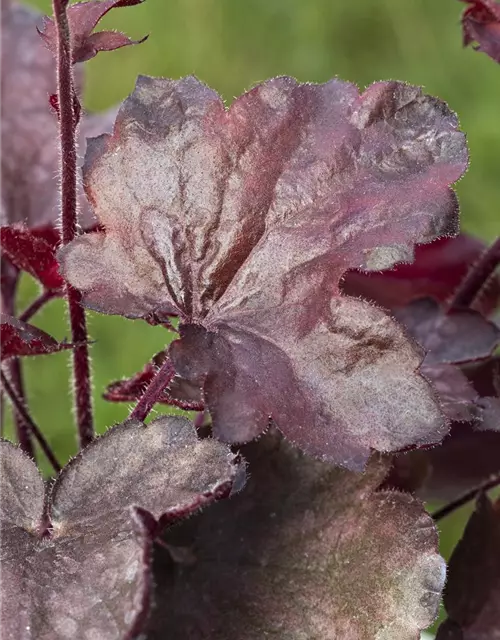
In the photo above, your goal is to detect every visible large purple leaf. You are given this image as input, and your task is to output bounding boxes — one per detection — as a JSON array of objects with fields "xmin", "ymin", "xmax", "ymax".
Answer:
[
  {"xmin": 146, "ymin": 434, "xmax": 445, "ymax": 639},
  {"xmin": 1, "ymin": 1, "xmax": 115, "ymax": 230},
  {"xmin": 60, "ymin": 75, "xmax": 468, "ymax": 468},
  {"xmin": 0, "ymin": 416, "xmax": 244, "ymax": 640},
  {"xmin": 437, "ymin": 493, "xmax": 500, "ymax": 639}
]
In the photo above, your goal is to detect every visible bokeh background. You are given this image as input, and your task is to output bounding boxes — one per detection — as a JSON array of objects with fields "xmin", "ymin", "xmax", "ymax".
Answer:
[{"xmin": 6, "ymin": 0, "xmax": 500, "ymax": 631}]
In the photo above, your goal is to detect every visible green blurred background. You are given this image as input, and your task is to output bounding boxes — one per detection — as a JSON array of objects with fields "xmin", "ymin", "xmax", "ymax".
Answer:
[{"xmin": 6, "ymin": 0, "xmax": 500, "ymax": 631}]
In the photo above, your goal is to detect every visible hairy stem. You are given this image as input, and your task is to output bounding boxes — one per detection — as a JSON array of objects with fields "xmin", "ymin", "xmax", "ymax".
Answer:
[
  {"xmin": 52, "ymin": 0, "xmax": 94, "ymax": 448},
  {"xmin": 1, "ymin": 262, "xmax": 35, "ymax": 458},
  {"xmin": 432, "ymin": 471, "xmax": 500, "ymax": 521},
  {"xmin": 0, "ymin": 391, "xmax": 4, "ymax": 437},
  {"xmin": 8, "ymin": 359, "xmax": 35, "ymax": 459},
  {"xmin": 19, "ymin": 290, "xmax": 57, "ymax": 323},
  {"xmin": 447, "ymin": 236, "xmax": 500, "ymax": 310},
  {"xmin": 130, "ymin": 358, "xmax": 176, "ymax": 422},
  {"xmin": 1, "ymin": 370, "xmax": 61, "ymax": 473}
]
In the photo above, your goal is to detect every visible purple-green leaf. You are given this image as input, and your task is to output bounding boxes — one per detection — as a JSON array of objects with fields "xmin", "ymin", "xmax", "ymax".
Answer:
[
  {"xmin": 0, "ymin": 416, "xmax": 244, "ymax": 639},
  {"xmin": 146, "ymin": 434, "xmax": 445, "ymax": 639}
]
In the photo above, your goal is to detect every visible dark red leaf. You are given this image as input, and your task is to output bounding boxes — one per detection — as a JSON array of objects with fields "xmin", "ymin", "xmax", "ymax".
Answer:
[
  {"xmin": 0, "ymin": 416, "xmax": 244, "ymax": 639},
  {"xmin": 421, "ymin": 363, "xmax": 480, "ymax": 423},
  {"xmin": 0, "ymin": 314, "xmax": 71, "ymax": 360},
  {"xmin": 1, "ymin": 2, "xmax": 116, "ymax": 230},
  {"xmin": 396, "ymin": 297, "xmax": 500, "ymax": 366},
  {"xmin": 398, "ymin": 423, "xmax": 500, "ymax": 501},
  {"xmin": 393, "ymin": 298, "xmax": 500, "ymax": 423},
  {"xmin": 104, "ymin": 351, "xmax": 204, "ymax": 411},
  {"xmin": 38, "ymin": 0, "xmax": 148, "ymax": 64},
  {"xmin": 437, "ymin": 493, "xmax": 500, "ymax": 639},
  {"xmin": 460, "ymin": 0, "xmax": 500, "ymax": 64},
  {"xmin": 104, "ymin": 358, "xmax": 158, "ymax": 403},
  {"xmin": 342, "ymin": 233, "xmax": 500, "ymax": 315},
  {"xmin": 146, "ymin": 435, "xmax": 445, "ymax": 639},
  {"xmin": 0, "ymin": 225, "xmax": 64, "ymax": 290},
  {"xmin": 60, "ymin": 75, "xmax": 468, "ymax": 468}
]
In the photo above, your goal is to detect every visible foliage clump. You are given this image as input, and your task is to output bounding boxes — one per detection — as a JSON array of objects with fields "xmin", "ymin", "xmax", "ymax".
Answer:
[{"xmin": 1, "ymin": 0, "xmax": 499, "ymax": 638}]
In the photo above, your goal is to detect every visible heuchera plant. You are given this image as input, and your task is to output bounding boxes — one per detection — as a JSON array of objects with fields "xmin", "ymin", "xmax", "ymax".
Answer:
[{"xmin": 1, "ymin": 0, "xmax": 499, "ymax": 637}]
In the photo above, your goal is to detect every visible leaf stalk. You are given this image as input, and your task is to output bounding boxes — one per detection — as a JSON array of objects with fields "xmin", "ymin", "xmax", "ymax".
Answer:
[{"xmin": 52, "ymin": 0, "xmax": 94, "ymax": 448}]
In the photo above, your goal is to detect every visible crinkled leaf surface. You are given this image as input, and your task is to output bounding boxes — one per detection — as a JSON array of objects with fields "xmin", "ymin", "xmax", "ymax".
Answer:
[
  {"xmin": 0, "ymin": 225, "xmax": 64, "ymax": 290},
  {"xmin": 0, "ymin": 1, "xmax": 115, "ymax": 229},
  {"xmin": 145, "ymin": 434, "xmax": 444, "ymax": 640},
  {"xmin": 0, "ymin": 416, "xmax": 244, "ymax": 640},
  {"xmin": 60, "ymin": 75, "xmax": 468, "ymax": 468},
  {"xmin": 38, "ymin": 0, "xmax": 147, "ymax": 64},
  {"xmin": 460, "ymin": 0, "xmax": 500, "ymax": 63},
  {"xmin": 437, "ymin": 493, "xmax": 500, "ymax": 639},
  {"xmin": 342, "ymin": 233, "xmax": 500, "ymax": 315},
  {"xmin": 0, "ymin": 314, "xmax": 71, "ymax": 360}
]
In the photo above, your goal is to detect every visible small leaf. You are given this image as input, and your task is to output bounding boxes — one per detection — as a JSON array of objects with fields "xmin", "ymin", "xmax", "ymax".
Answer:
[
  {"xmin": 61, "ymin": 75, "xmax": 469, "ymax": 468},
  {"xmin": 104, "ymin": 351, "xmax": 204, "ymax": 411},
  {"xmin": 394, "ymin": 298, "xmax": 500, "ymax": 422},
  {"xmin": 437, "ymin": 493, "xmax": 500, "ymax": 638},
  {"xmin": 1, "ymin": 1, "xmax": 116, "ymax": 229},
  {"xmin": 146, "ymin": 435, "xmax": 445, "ymax": 639},
  {"xmin": 342, "ymin": 233, "xmax": 500, "ymax": 315},
  {"xmin": 419, "ymin": 363, "xmax": 479, "ymax": 422},
  {"xmin": 0, "ymin": 416, "xmax": 244, "ymax": 639},
  {"xmin": 0, "ymin": 225, "xmax": 64, "ymax": 290},
  {"xmin": 38, "ymin": 0, "xmax": 148, "ymax": 64},
  {"xmin": 393, "ymin": 358, "xmax": 500, "ymax": 500},
  {"xmin": 395, "ymin": 297, "xmax": 500, "ymax": 366},
  {"xmin": 460, "ymin": 0, "xmax": 500, "ymax": 64},
  {"xmin": 403, "ymin": 423, "xmax": 500, "ymax": 501},
  {"xmin": 0, "ymin": 314, "xmax": 71, "ymax": 360}
]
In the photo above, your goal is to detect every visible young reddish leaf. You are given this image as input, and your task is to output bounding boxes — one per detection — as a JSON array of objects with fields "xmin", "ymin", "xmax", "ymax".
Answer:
[
  {"xmin": 38, "ymin": 0, "xmax": 147, "ymax": 64},
  {"xmin": 0, "ymin": 416, "xmax": 244, "ymax": 639},
  {"xmin": 437, "ymin": 493, "xmax": 500, "ymax": 639},
  {"xmin": 460, "ymin": 0, "xmax": 500, "ymax": 64},
  {"xmin": 60, "ymin": 75, "xmax": 468, "ymax": 468},
  {"xmin": 0, "ymin": 225, "xmax": 64, "ymax": 290},
  {"xmin": 0, "ymin": 314, "xmax": 71, "ymax": 360},
  {"xmin": 104, "ymin": 361, "xmax": 158, "ymax": 402},
  {"xmin": 146, "ymin": 435, "xmax": 445, "ymax": 639},
  {"xmin": 1, "ymin": 2, "xmax": 116, "ymax": 230},
  {"xmin": 104, "ymin": 351, "xmax": 204, "ymax": 410},
  {"xmin": 342, "ymin": 233, "xmax": 500, "ymax": 315}
]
